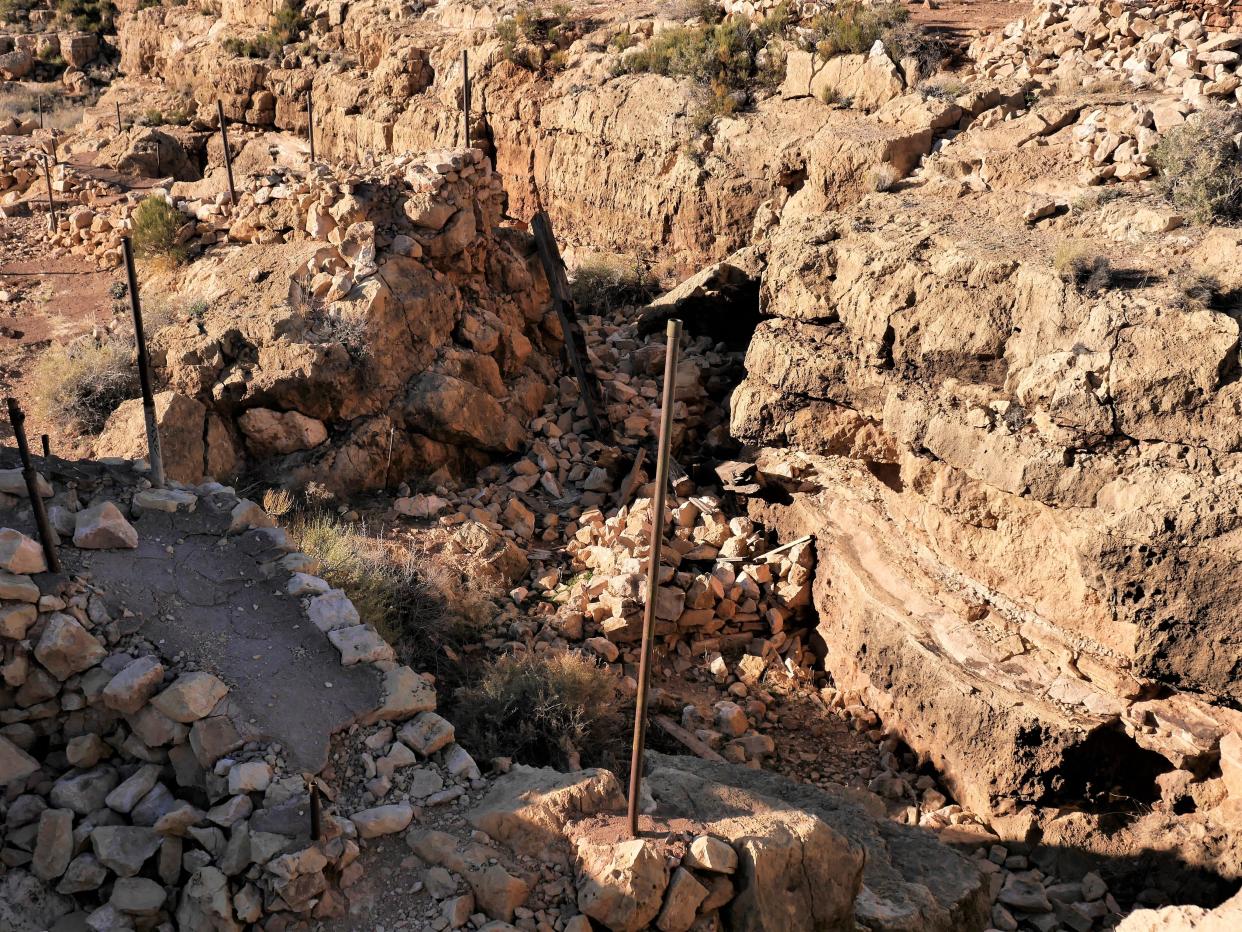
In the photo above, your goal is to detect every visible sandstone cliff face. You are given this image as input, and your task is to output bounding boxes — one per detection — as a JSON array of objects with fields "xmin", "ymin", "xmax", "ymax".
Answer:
[{"xmin": 731, "ymin": 201, "xmax": 1242, "ymax": 823}]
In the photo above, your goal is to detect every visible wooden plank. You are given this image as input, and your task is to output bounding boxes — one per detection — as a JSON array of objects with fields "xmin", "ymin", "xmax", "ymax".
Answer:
[
  {"xmin": 652, "ymin": 715, "xmax": 726, "ymax": 763},
  {"xmin": 530, "ymin": 210, "xmax": 614, "ymax": 443}
]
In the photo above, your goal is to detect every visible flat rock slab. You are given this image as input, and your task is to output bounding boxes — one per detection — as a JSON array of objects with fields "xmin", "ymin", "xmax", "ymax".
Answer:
[{"xmin": 0, "ymin": 474, "xmax": 380, "ymax": 773}]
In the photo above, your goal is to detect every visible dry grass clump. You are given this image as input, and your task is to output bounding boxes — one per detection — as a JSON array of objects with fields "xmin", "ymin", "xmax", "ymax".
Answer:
[
  {"xmin": 805, "ymin": 1, "xmax": 947, "ymax": 79},
  {"xmin": 1054, "ymin": 242, "xmax": 1114, "ymax": 296},
  {"xmin": 0, "ymin": 88, "xmax": 86, "ymax": 132},
  {"xmin": 454, "ymin": 651, "xmax": 628, "ymax": 770},
  {"xmin": 869, "ymin": 161, "xmax": 900, "ymax": 192},
  {"xmin": 131, "ymin": 196, "xmax": 186, "ymax": 266},
  {"xmin": 31, "ymin": 335, "xmax": 139, "ymax": 434},
  {"xmin": 289, "ymin": 512, "xmax": 500, "ymax": 679},
  {"xmin": 571, "ymin": 255, "xmax": 659, "ymax": 312},
  {"xmin": 1151, "ymin": 107, "xmax": 1242, "ymax": 224}
]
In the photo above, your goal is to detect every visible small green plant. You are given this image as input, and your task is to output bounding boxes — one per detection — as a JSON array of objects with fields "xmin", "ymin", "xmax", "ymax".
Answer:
[
  {"xmin": 496, "ymin": 2, "xmax": 580, "ymax": 71},
  {"xmin": 806, "ymin": 0, "xmax": 906, "ymax": 56},
  {"xmin": 454, "ymin": 651, "xmax": 628, "ymax": 770},
  {"xmin": 571, "ymin": 255, "xmax": 659, "ymax": 312},
  {"xmin": 1151, "ymin": 107, "xmax": 1242, "ymax": 224},
  {"xmin": 31, "ymin": 336, "xmax": 139, "ymax": 434},
  {"xmin": 610, "ymin": 30, "xmax": 637, "ymax": 52},
  {"xmin": 130, "ymin": 196, "xmax": 186, "ymax": 264},
  {"xmin": 53, "ymin": 0, "xmax": 115, "ymax": 32}
]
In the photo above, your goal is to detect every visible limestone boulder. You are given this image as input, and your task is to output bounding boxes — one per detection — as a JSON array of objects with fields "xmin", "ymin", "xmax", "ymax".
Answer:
[
  {"xmin": 96, "ymin": 391, "xmax": 206, "ymax": 483},
  {"xmin": 73, "ymin": 502, "xmax": 139, "ymax": 549},
  {"xmin": 782, "ymin": 48, "xmax": 906, "ymax": 112},
  {"xmin": 576, "ymin": 838, "xmax": 668, "ymax": 932},
  {"xmin": 1117, "ymin": 888, "xmax": 1242, "ymax": 930},
  {"xmin": 151, "ymin": 672, "xmax": 229, "ymax": 722},
  {"xmin": 0, "ymin": 528, "xmax": 47, "ymax": 574},
  {"xmin": 35, "ymin": 614, "xmax": 107, "ymax": 680},
  {"xmin": 238, "ymin": 408, "xmax": 329, "ymax": 457},
  {"xmin": 0, "ymin": 48, "xmax": 33, "ymax": 80}
]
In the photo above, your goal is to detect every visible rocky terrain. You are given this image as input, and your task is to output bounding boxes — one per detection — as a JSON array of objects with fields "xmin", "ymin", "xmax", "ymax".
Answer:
[{"xmin": 3, "ymin": 0, "xmax": 1242, "ymax": 929}]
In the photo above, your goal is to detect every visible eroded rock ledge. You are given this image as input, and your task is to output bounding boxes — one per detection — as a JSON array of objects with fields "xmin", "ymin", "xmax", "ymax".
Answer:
[{"xmin": 730, "ymin": 209, "xmax": 1242, "ymax": 850}]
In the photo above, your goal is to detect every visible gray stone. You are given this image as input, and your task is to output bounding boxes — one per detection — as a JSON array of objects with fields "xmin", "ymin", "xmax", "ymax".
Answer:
[
  {"xmin": 351, "ymin": 804, "xmax": 415, "ymax": 838},
  {"xmin": 91, "ymin": 825, "xmax": 162, "ymax": 876},
  {"xmin": 328, "ymin": 623, "xmax": 395, "ymax": 665},
  {"xmin": 399, "ymin": 711, "xmax": 456, "ymax": 756},
  {"xmin": 0, "ymin": 734, "xmax": 40, "ymax": 787},
  {"xmin": 0, "ymin": 570, "xmax": 38, "ymax": 601},
  {"xmin": 151, "ymin": 672, "xmax": 229, "ymax": 723},
  {"xmin": 102, "ymin": 656, "xmax": 165, "ymax": 715},
  {"xmin": 32, "ymin": 809, "xmax": 74, "ymax": 881},
  {"xmin": 0, "ymin": 870, "xmax": 74, "ymax": 932},
  {"xmin": 56, "ymin": 853, "xmax": 108, "ymax": 894},
  {"xmin": 111, "ymin": 876, "xmax": 166, "ymax": 915},
  {"xmin": 51, "ymin": 767, "xmax": 120, "ymax": 815}
]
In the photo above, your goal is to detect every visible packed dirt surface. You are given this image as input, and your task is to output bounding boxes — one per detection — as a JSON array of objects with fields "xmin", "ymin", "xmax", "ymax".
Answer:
[{"xmin": 3, "ymin": 0, "xmax": 1242, "ymax": 930}]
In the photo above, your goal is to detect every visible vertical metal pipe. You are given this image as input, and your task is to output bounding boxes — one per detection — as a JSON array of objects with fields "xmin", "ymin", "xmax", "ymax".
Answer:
[
  {"xmin": 216, "ymin": 100, "xmax": 236, "ymax": 206},
  {"xmin": 6, "ymin": 399, "xmax": 61, "ymax": 574},
  {"xmin": 122, "ymin": 238, "xmax": 166, "ymax": 489},
  {"xmin": 309, "ymin": 782, "xmax": 322, "ymax": 841},
  {"xmin": 626, "ymin": 318, "xmax": 682, "ymax": 837},
  {"xmin": 115, "ymin": 100, "xmax": 122, "ymax": 133},
  {"xmin": 41, "ymin": 155, "xmax": 56, "ymax": 229},
  {"xmin": 40, "ymin": 434, "xmax": 50, "ymax": 460},
  {"xmin": 306, "ymin": 90, "xmax": 315, "ymax": 163},
  {"xmin": 462, "ymin": 49, "xmax": 471, "ymax": 150},
  {"xmin": 37, "ymin": 96, "xmax": 43, "ymax": 129}
]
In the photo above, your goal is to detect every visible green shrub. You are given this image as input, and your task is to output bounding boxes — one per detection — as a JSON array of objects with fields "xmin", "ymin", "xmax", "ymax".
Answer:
[
  {"xmin": 54, "ymin": 0, "xmax": 115, "ymax": 32},
  {"xmin": 617, "ymin": 11, "xmax": 788, "ymax": 123},
  {"xmin": 803, "ymin": 0, "xmax": 945, "ymax": 74},
  {"xmin": 454, "ymin": 651, "xmax": 628, "ymax": 770},
  {"xmin": 496, "ymin": 2, "xmax": 579, "ymax": 71},
  {"xmin": 130, "ymin": 196, "xmax": 186, "ymax": 263},
  {"xmin": 1151, "ymin": 107, "xmax": 1242, "ymax": 223},
  {"xmin": 31, "ymin": 336, "xmax": 138, "ymax": 434},
  {"xmin": 571, "ymin": 255, "xmax": 659, "ymax": 312}
]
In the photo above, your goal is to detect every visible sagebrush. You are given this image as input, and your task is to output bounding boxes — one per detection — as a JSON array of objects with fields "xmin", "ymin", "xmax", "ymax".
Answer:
[
  {"xmin": 571, "ymin": 255, "xmax": 659, "ymax": 312},
  {"xmin": 31, "ymin": 336, "xmax": 138, "ymax": 434},
  {"xmin": 131, "ymin": 196, "xmax": 186, "ymax": 264},
  {"xmin": 454, "ymin": 651, "xmax": 628, "ymax": 770},
  {"xmin": 1151, "ymin": 107, "xmax": 1242, "ymax": 223}
]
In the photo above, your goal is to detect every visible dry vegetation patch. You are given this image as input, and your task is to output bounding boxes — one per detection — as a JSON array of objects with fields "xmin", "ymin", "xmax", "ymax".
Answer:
[
  {"xmin": 1151, "ymin": 107, "xmax": 1242, "ymax": 224},
  {"xmin": 30, "ymin": 335, "xmax": 139, "ymax": 435}
]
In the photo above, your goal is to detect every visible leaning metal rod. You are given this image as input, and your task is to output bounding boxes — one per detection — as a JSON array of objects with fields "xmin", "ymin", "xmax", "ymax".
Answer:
[
  {"xmin": 216, "ymin": 99, "xmax": 236, "ymax": 206},
  {"xmin": 122, "ymin": 238, "xmax": 166, "ymax": 489},
  {"xmin": 6, "ymin": 398, "xmax": 62, "ymax": 573},
  {"xmin": 626, "ymin": 317, "xmax": 682, "ymax": 838},
  {"xmin": 41, "ymin": 154, "xmax": 56, "ymax": 229},
  {"xmin": 115, "ymin": 100, "xmax": 122, "ymax": 133}
]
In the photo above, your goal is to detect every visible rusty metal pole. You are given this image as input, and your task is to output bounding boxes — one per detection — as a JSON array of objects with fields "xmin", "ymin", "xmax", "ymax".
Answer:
[
  {"xmin": 216, "ymin": 99, "xmax": 236, "ymax": 207},
  {"xmin": 41, "ymin": 154, "xmax": 56, "ymax": 230},
  {"xmin": 462, "ymin": 49, "xmax": 471, "ymax": 150},
  {"xmin": 122, "ymin": 237, "xmax": 166, "ymax": 489},
  {"xmin": 626, "ymin": 318, "xmax": 682, "ymax": 838},
  {"xmin": 306, "ymin": 90, "xmax": 315, "ymax": 163},
  {"xmin": 6, "ymin": 399, "xmax": 61, "ymax": 574},
  {"xmin": 37, "ymin": 96, "xmax": 43, "ymax": 129},
  {"xmin": 40, "ymin": 434, "xmax": 50, "ymax": 460},
  {"xmin": 115, "ymin": 100, "xmax": 122, "ymax": 133},
  {"xmin": 309, "ymin": 781, "xmax": 322, "ymax": 841}
]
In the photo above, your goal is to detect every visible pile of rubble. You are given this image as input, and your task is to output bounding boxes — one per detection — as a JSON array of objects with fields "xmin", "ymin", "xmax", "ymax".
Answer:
[
  {"xmin": 968, "ymin": 0, "xmax": 1242, "ymax": 181},
  {"xmin": 0, "ymin": 458, "xmax": 461, "ymax": 930},
  {"xmin": 0, "ymin": 136, "xmax": 115, "ymax": 221}
]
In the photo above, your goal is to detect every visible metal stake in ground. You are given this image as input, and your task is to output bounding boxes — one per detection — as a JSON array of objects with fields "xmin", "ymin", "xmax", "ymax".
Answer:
[
  {"xmin": 115, "ymin": 100, "xmax": 122, "ymax": 133},
  {"xmin": 37, "ymin": 96, "xmax": 43, "ymax": 130},
  {"xmin": 41, "ymin": 154, "xmax": 56, "ymax": 230},
  {"xmin": 306, "ymin": 90, "xmax": 316, "ymax": 162},
  {"xmin": 216, "ymin": 99, "xmax": 237, "ymax": 206},
  {"xmin": 462, "ymin": 49, "xmax": 471, "ymax": 150},
  {"xmin": 122, "ymin": 237, "xmax": 167, "ymax": 489},
  {"xmin": 6, "ymin": 398, "xmax": 62, "ymax": 574},
  {"xmin": 309, "ymin": 781, "xmax": 322, "ymax": 841},
  {"xmin": 40, "ymin": 434, "xmax": 50, "ymax": 460},
  {"xmin": 626, "ymin": 318, "xmax": 682, "ymax": 838}
]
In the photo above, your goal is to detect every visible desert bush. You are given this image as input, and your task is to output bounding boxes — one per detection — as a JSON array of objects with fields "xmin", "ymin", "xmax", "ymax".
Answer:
[
  {"xmin": 131, "ymin": 196, "xmax": 186, "ymax": 264},
  {"xmin": 617, "ymin": 11, "xmax": 788, "ymax": 123},
  {"xmin": 1054, "ymin": 243, "xmax": 1113, "ymax": 296},
  {"xmin": 805, "ymin": 0, "xmax": 906, "ymax": 56},
  {"xmin": 262, "ymin": 487, "xmax": 294, "ymax": 517},
  {"xmin": 869, "ymin": 161, "xmax": 900, "ymax": 192},
  {"xmin": 1172, "ymin": 271, "xmax": 1225, "ymax": 311},
  {"xmin": 31, "ymin": 336, "xmax": 139, "ymax": 434},
  {"xmin": 1151, "ymin": 107, "xmax": 1242, "ymax": 223},
  {"xmin": 0, "ymin": 0, "xmax": 36, "ymax": 23},
  {"xmin": 454, "ymin": 651, "xmax": 628, "ymax": 770},
  {"xmin": 496, "ymin": 2, "xmax": 579, "ymax": 71},
  {"xmin": 571, "ymin": 255, "xmax": 659, "ymax": 312},
  {"xmin": 55, "ymin": 0, "xmax": 115, "ymax": 33},
  {"xmin": 290, "ymin": 513, "xmax": 500, "ymax": 678}
]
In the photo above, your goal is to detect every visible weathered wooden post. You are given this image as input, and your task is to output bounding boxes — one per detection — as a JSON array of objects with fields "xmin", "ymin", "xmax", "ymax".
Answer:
[
  {"xmin": 216, "ymin": 99, "xmax": 236, "ymax": 206},
  {"xmin": 530, "ymin": 210, "xmax": 614, "ymax": 442},
  {"xmin": 461, "ymin": 49, "xmax": 471, "ymax": 150},
  {"xmin": 306, "ymin": 90, "xmax": 316, "ymax": 163},
  {"xmin": 626, "ymin": 318, "xmax": 682, "ymax": 837},
  {"xmin": 41, "ymin": 154, "xmax": 56, "ymax": 230},
  {"xmin": 122, "ymin": 237, "xmax": 167, "ymax": 489},
  {"xmin": 6, "ymin": 398, "xmax": 62, "ymax": 574}
]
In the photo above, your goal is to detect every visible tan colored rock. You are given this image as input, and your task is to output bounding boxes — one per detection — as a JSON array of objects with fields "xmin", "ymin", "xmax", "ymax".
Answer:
[
  {"xmin": 73, "ymin": 502, "xmax": 139, "ymax": 549},
  {"xmin": 35, "ymin": 614, "xmax": 106, "ymax": 681},
  {"xmin": 0, "ymin": 734, "xmax": 40, "ymax": 786},
  {"xmin": 0, "ymin": 528, "xmax": 47, "ymax": 574},
  {"xmin": 96, "ymin": 392, "xmax": 206, "ymax": 484},
  {"xmin": 151, "ymin": 672, "xmax": 229, "ymax": 723},
  {"xmin": 576, "ymin": 838, "xmax": 668, "ymax": 932},
  {"xmin": 238, "ymin": 408, "xmax": 329, "ymax": 457}
]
